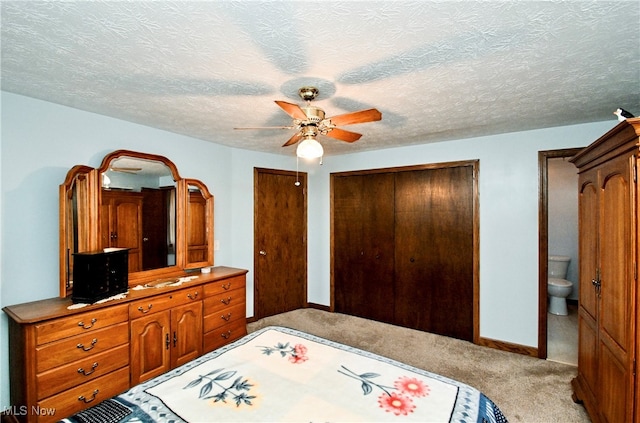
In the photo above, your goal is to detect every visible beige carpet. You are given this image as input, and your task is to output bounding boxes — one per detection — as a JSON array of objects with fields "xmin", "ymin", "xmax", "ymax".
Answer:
[{"xmin": 248, "ymin": 308, "xmax": 591, "ymax": 423}]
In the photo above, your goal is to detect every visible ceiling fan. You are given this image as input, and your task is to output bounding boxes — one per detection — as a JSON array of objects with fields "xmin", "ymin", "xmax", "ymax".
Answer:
[{"xmin": 235, "ymin": 86, "xmax": 382, "ymax": 157}]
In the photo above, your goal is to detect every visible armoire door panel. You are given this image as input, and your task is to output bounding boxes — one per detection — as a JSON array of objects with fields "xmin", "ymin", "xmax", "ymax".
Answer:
[
  {"xmin": 577, "ymin": 309, "xmax": 598, "ymax": 401},
  {"xmin": 599, "ymin": 163, "xmax": 632, "ymax": 358},
  {"xmin": 578, "ymin": 173, "xmax": 599, "ymax": 323},
  {"xmin": 394, "ymin": 166, "xmax": 474, "ymax": 341},
  {"xmin": 598, "ymin": 341, "xmax": 629, "ymax": 423},
  {"xmin": 333, "ymin": 173, "xmax": 395, "ymax": 323}
]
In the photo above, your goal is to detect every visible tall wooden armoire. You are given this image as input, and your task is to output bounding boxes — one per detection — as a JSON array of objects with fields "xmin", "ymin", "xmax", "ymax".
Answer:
[{"xmin": 570, "ymin": 117, "xmax": 639, "ymax": 423}]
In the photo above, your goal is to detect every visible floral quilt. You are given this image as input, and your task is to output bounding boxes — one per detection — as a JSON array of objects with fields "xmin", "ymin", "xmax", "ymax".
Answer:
[{"xmin": 62, "ymin": 326, "xmax": 507, "ymax": 423}]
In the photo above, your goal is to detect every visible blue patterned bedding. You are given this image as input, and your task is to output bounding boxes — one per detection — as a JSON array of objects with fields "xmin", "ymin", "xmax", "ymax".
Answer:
[{"xmin": 61, "ymin": 326, "xmax": 507, "ymax": 423}]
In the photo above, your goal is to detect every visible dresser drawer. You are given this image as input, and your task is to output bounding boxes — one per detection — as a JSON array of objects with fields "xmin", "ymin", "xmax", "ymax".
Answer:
[
  {"xmin": 129, "ymin": 286, "xmax": 202, "ymax": 318},
  {"xmin": 35, "ymin": 304, "xmax": 129, "ymax": 345},
  {"xmin": 36, "ymin": 322, "xmax": 129, "ymax": 372},
  {"xmin": 37, "ymin": 343, "xmax": 129, "ymax": 399},
  {"xmin": 203, "ymin": 286, "xmax": 246, "ymax": 315},
  {"xmin": 203, "ymin": 275, "xmax": 245, "ymax": 297},
  {"xmin": 203, "ymin": 302, "xmax": 245, "ymax": 333},
  {"xmin": 203, "ymin": 319, "xmax": 247, "ymax": 353},
  {"xmin": 37, "ymin": 366, "xmax": 130, "ymax": 423}
]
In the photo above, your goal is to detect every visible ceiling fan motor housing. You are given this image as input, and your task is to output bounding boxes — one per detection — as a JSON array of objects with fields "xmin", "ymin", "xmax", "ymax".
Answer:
[
  {"xmin": 298, "ymin": 86, "xmax": 319, "ymax": 102},
  {"xmin": 301, "ymin": 106, "xmax": 325, "ymax": 123}
]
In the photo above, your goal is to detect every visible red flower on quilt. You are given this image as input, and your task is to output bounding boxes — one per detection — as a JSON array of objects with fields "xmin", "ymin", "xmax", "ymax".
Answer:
[
  {"xmin": 395, "ymin": 376, "xmax": 430, "ymax": 397},
  {"xmin": 377, "ymin": 392, "xmax": 416, "ymax": 416},
  {"xmin": 339, "ymin": 366, "xmax": 429, "ymax": 417},
  {"xmin": 288, "ymin": 344, "xmax": 309, "ymax": 364}
]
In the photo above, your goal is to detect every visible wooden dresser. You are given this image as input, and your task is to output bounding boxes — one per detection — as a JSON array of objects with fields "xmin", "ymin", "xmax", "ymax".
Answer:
[
  {"xmin": 570, "ymin": 118, "xmax": 639, "ymax": 423},
  {"xmin": 3, "ymin": 266, "xmax": 247, "ymax": 423}
]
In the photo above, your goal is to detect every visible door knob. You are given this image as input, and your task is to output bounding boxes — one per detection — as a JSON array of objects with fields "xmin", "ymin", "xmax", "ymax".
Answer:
[{"xmin": 259, "ymin": 250, "xmax": 267, "ymax": 256}]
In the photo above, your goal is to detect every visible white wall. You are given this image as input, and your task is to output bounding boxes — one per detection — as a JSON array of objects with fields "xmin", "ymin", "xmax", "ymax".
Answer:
[{"xmin": 0, "ymin": 91, "xmax": 617, "ymax": 410}]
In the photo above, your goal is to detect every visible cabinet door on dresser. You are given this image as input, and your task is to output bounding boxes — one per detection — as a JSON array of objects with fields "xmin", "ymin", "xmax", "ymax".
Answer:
[
  {"xmin": 203, "ymin": 275, "xmax": 247, "ymax": 353},
  {"xmin": 171, "ymin": 301, "xmax": 203, "ymax": 368},
  {"xmin": 129, "ymin": 286, "xmax": 203, "ymax": 385},
  {"xmin": 130, "ymin": 310, "xmax": 171, "ymax": 384}
]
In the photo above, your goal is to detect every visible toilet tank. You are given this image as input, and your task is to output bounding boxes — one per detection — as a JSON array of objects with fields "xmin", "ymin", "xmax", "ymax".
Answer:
[{"xmin": 548, "ymin": 255, "xmax": 571, "ymax": 279}]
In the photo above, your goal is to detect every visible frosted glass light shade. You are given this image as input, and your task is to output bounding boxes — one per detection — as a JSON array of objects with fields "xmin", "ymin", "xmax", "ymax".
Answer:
[{"xmin": 296, "ymin": 137, "xmax": 323, "ymax": 159}]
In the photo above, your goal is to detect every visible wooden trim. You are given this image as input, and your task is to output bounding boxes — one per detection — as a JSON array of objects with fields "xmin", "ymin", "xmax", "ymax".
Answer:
[
  {"xmin": 307, "ymin": 302, "xmax": 330, "ymax": 312},
  {"xmin": 331, "ymin": 160, "xmax": 477, "ymax": 178},
  {"xmin": 477, "ymin": 336, "xmax": 539, "ymax": 358},
  {"xmin": 537, "ymin": 148, "xmax": 582, "ymax": 359}
]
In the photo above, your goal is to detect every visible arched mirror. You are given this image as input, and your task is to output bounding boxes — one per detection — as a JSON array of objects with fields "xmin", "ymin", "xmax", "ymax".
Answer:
[{"xmin": 59, "ymin": 150, "xmax": 215, "ymax": 298}]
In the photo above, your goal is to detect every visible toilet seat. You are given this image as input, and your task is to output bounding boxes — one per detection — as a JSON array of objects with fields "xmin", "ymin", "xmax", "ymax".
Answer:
[{"xmin": 548, "ymin": 278, "xmax": 572, "ymax": 287}]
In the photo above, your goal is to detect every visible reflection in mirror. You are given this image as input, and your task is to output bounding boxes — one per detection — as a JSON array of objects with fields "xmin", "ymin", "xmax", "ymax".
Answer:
[
  {"xmin": 185, "ymin": 179, "xmax": 214, "ymax": 269},
  {"xmin": 60, "ymin": 150, "xmax": 215, "ymax": 298},
  {"xmin": 100, "ymin": 156, "xmax": 176, "ymax": 273}
]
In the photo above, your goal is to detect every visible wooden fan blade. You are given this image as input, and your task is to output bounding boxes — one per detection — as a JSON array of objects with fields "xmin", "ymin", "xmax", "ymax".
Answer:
[
  {"xmin": 233, "ymin": 126, "xmax": 294, "ymax": 130},
  {"xmin": 325, "ymin": 128, "xmax": 362, "ymax": 143},
  {"xmin": 275, "ymin": 101, "xmax": 307, "ymax": 120},
  {"xmin": 328, "ymin": 108, "xmax": 382, "ymax": 126},
  {"xmin": 282, "ymin": 132, "xmax": 303, "ymax": 147}
]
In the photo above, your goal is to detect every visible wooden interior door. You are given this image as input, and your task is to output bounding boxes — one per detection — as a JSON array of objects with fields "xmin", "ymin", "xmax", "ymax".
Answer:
[
  {"xmin": 333, "ymin": 173, "xmax": 395, "ymax": 322},
  {"xmin": 394, "ymin": 165, "xmax": 475, "ymax": 341},
  {"xmin": 142, "ymin": 188, "xmax": 170, "ymax": 270},
  {"xmin": 254, "ymin": 168, "xmax": 307, "ymax": 319}
]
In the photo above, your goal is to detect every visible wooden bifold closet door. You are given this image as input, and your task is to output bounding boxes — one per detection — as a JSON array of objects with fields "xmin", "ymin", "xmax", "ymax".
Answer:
[{"xmin": 332, "ymin": 162, "xmax": 477, "ymax": 341}]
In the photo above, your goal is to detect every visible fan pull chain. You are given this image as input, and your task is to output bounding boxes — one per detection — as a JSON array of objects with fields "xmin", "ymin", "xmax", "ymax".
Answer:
[{"xmin": 295, "ymin": 156, "xmax": 301, "ymax": 186}]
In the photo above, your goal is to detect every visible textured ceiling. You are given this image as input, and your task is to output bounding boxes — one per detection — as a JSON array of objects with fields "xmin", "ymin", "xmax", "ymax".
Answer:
[{"xmin": 2, "ymin": 1, "xmax": 639, "ymax": 156}]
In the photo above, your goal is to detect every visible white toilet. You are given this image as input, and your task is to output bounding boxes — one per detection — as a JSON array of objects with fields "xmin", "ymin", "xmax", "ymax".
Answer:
[{"xmin": 548, "ymin": 255, "xmax": 573, "ymax": 315}]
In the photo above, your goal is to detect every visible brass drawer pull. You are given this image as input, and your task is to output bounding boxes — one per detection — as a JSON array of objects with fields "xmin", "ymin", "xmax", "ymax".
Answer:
[
  {"xmin": 221, "ymin": 330, "xmax": 232, "ymax": 339},
  {"xmin": 77, "ymin": 318, "xmax": 97, "ymax": 329},
  {"xmin": 222, "ymin": 282, "xmax": 231, "ymax": 290},
  {"xmin": 220, "ymin": 297, "xmax": 232, "ymax": 305},
  {"xmin": 187, "ymin": 292, "xmax": 199, "ymax": 300},
  {"xmin": 77, "ymin": 362, "xmax": 98, "ymax": 376},
  {"xmin": 78, "ymin": 389, "xmax": 99, "ymax": 403},
  {"xmin": 221, "ymin": 313, "xmax": 232, "ymax": 322},
  {"xmin": 137, "ymin": 304, "xmax": 153, "ymax": 314},
  {"xmin": 77, "ymin": 338, "xmax": 98, "ymax": 351}
]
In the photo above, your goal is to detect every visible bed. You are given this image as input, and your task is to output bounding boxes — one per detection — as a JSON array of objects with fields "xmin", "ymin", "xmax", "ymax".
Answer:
[{"xmin": 61, "ymin": 326, "xmax": 507, "ymax": 422}]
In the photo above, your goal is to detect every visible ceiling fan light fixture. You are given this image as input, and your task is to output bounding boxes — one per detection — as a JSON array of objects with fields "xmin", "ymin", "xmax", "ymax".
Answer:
[{"xmin": 296, "ymin": 136, "xmax": 323, "ymax": 159}]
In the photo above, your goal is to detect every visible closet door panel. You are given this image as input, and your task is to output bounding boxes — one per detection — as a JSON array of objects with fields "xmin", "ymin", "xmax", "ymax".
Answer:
[
  {"xmin": 333, "ymin": 173, "xmax": 395, "ymax": 322},
  {"xmin": 394, "ymin": 166, "xmax": 474, "ymax": 341}
]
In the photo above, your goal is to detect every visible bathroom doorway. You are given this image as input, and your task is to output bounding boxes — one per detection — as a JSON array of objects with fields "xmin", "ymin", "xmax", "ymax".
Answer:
[{"xmin": 538, "ymin": 148, "xmax": 581, "ymax": 363}]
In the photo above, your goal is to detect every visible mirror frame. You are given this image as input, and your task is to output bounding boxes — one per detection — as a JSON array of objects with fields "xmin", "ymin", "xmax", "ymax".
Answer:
[
  {"xmin": 183, "ymin": 179, "xmax": 214, "ymax": 271},
  {"xmin": 59, "ymin": 150, "xmax": 214, "ymax": 298}
]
